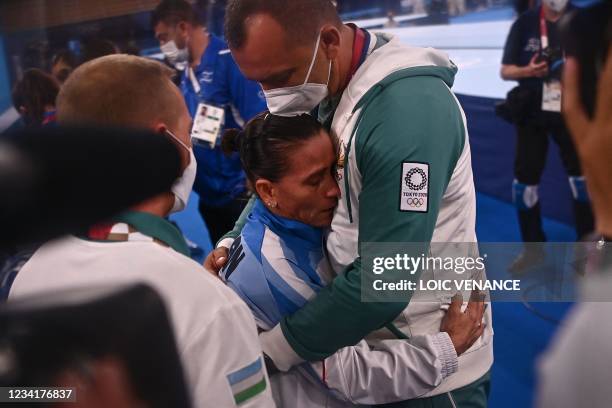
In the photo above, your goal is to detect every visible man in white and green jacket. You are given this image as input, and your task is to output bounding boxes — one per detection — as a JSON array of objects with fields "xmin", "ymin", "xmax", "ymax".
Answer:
[{"xmin": 208, "ymin": 1, "xmax": 494, "ymax": 406}]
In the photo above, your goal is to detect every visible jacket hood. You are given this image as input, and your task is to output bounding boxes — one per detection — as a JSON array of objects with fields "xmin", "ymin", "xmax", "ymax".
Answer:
[{"xmin": 347, "ymin": 32, "xmax": 458, "ymax": 113}]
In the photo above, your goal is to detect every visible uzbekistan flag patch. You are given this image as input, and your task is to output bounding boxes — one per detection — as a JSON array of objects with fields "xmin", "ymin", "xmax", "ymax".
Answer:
[{"xmin": 227, "ymin": 357, "xmax": 267, "ymax": 405}]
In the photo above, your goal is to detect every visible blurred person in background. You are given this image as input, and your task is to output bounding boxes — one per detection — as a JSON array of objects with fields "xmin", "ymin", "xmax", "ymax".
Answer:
[
  {"xmin": 50, "ymin": 49, "xmax": 78, "ymax": 84},
  {"xmin": 500, "ymin": 0, "xmax": 594, "ymax": 272},
  {"xmin": 12, "ymin": 68, "xmax": 60, "ymax": 127},
  {"xmin": 412, "ymin": 0, "xmax": 427, "ymax": 14},
  {"xmin": 537, "ymin": 47, "xmax": 612, "ymax": 408},
  {"xmin": 81, "ymin": 38, "xmax": 120, "ymax": 64},
  {"xmin": 7, "ymin": 54, "xmax": 274, "ymax": 408},
  {"xmin": 384, "ymin": 10, "xmax": 400, "ymax": 27},
  {"xmin": 448, "ymin": 0, "xmax": 467, "ymax": 16},
  {"xmin": 152, "ymin": 0, "xmax": 267, "ymax": 245},
  {"xmin": 515, "ymin": 0, "xmax": 537, "ymax": 14}
]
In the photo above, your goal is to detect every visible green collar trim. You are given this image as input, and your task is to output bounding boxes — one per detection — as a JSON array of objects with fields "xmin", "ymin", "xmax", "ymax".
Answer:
[{"xmin": 111, "ymin": 211, "xmax": 190, "ymax": 257}]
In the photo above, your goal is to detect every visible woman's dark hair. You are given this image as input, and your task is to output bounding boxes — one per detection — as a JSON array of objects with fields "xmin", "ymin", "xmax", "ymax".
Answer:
[
  {"xmin": 222, "ymin": 112, "xmax": 325, "ymax": 185},
  {"xmin": 12, "ymin": 69, "xmax": 60, "ymax": 126}
]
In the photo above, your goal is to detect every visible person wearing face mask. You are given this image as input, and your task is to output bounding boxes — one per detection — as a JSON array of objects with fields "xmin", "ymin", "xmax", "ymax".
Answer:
[
  {"xmin": 206, "ymin": 1, "xmax": 493, "ymax": 406},
  {"xmin": 218, "ymin": 113, "xmax": 486, "ymax": 407},
  {"xmin": 7, "ymin": 55, "xmax": 275, "ymax": 408},
  {"xmin": 500, "ymin": 0, "xmax": 594, "ymax": 272},
  {"xmin": 151, "ymin": 0, "xmax": 267, "ymax": 246}
]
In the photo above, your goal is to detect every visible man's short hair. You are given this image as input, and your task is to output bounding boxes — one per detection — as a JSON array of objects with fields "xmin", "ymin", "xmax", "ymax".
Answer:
[
  {"xmin": 225, "ymin": 0, "xmax": 342, "ymax": 50},
  {"xmin": 57, "ymin": 55, "xmax": 181, "ymax": 130},
  {"xmin": 151, "ymin": 0, "xmax": 203, "ymax": 29}
]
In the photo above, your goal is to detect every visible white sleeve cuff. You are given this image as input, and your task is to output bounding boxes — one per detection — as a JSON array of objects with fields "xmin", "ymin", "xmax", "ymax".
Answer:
[
  {"xmin": 432, "ymin": 332, "xmax": 459, "ymax": 379},
  {"xmin": 259, "ymin": 324, "xmax": 304, "ymax": 372},
  {"xmin": 216, "ymin": 237, "xmax": 235, "ymax": 250}
]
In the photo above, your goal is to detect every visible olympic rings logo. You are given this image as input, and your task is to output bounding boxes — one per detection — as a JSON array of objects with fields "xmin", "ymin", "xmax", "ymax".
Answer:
[
  {"xmin": 406, "ymin": 198, "xmax": 425, "ymax": 207},
  {"xmin": 405, "ymin": 168, "xmax": 428, "ymax": 191}
]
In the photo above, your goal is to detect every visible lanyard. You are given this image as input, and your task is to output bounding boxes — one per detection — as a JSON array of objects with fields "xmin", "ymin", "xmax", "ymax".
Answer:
[
  {"xmin": 189, "ymin": 67, "xmax": 201, "ymax": 95},
  {"xmin": 540, "ymin": 7, "xmax": 549, "ymax": 50},
  {"xmin": 344, "ymin": 24, "xmax": 370, "ymax": 90}
]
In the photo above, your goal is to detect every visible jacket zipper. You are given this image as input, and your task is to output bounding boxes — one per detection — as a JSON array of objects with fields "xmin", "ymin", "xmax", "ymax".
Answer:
[{"xmin": 448, "ymin": 392, "xmax": 458, "ymax": 408}]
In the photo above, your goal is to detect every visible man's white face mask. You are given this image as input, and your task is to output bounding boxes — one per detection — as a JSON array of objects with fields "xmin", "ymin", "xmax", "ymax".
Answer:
[
  {"xmin": 542, "ymin": 0, "xmax": 568, "ymax": 13},
  {"xmin": 161, "ymin": 40, "xmax": 189, "ymax": 70},
  {"xmin": 166, "ymin": 130, "xmax": 197, "ymax": 213},
  {"xmin": 263, "ymin": 33, "xmax": 332, "ymax": 117}
]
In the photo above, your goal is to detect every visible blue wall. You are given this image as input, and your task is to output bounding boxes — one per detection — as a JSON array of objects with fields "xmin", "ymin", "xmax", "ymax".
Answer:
[
  {"xmin": 458, "ymin": 94, "xmax": 576, "ymax": 228},
  {"xmin": 0, "ymin": 35, "xmax": 12, "ymax": 113}
]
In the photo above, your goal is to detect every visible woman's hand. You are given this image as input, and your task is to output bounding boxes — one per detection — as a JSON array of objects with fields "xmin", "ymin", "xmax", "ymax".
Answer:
[
  {"xmin": 440, "ymin": 292, "xmax": 487, "ymax": 356},
  {"xmin": 203, "ymin": 247, "xmax": 229, "ymax": 277}
]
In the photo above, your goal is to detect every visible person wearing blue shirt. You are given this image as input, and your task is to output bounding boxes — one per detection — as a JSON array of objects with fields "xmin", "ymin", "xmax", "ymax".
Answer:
[{"xmin": 152, "ymin": 0, "xmax": 267, "ymax": 244}]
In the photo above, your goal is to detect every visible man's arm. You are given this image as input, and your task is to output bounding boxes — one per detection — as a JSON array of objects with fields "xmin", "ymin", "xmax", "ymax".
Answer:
[
  {"xmin": 226, "ymin": 55, "xmax": 267, "ymax": 123},
  {"xmin": 262, "ymin": 76, "xmax": 468, "ymax": 368},
  {"xmin": 184, "ymin": 295, "xmax": 275, "ymax": 407},
  {"xmin": 203, "ymin": 55, "xmax": 265, "ymax": 270},
  {"xmin": 501, "ymin": 55, "xmax": 549, "ymax": 80},
  {"xmin": 316, "ymin": 295, "xmax": 484, "ymax": 404},
  {"xmin": 499, "ymin": 17, "xmax": 548, "ymax": 80}
]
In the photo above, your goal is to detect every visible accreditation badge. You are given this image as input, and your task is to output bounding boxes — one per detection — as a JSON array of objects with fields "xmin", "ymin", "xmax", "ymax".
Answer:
[
  {"xmin": 542, "ymin": 80, "xmax": 562, "ymax": 113},
  {"xmin": 191, "ymin": 103, "xmax": 225, "ymax": 147}
]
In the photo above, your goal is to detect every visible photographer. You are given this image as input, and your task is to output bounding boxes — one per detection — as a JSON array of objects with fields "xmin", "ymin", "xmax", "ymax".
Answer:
[{"xmin": 500, "ymin": 0, "xmax": 594, "ymax": 272}]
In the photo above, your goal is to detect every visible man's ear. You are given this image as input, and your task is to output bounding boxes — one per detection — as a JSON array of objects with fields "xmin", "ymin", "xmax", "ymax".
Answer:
[
  {"xmin": 320, "ymin": 25, "xmax": 341, "ymax": 60},
  {"xmin": 254, "ymin": 179, "xmax": 275, "ymax": 205},
  {"xmin": 177, "ymin": 21, "xmax": 190, "ymax": 37},
  {"xmin": 154, "ymin": 124, "xmax": 166, "ymax": 134}
]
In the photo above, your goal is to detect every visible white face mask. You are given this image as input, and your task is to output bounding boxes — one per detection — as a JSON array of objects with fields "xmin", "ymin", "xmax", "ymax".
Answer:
[
  {"xmin": 542, "ymin": 0, "xmax": 568, "ymax": 13},
  {"xmin": 166, "ymin": 130, "xmax": 197, "ymax": 213},
  {"xmin": 263, "ymin": 33, "xmax": 332, "ymax": 117},
  {"xmin": 160, "ymin": 40, "xmax": 189, "ymax": 70}
]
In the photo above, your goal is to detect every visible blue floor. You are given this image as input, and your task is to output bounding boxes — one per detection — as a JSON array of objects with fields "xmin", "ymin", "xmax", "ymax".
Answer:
[
  {"xmin": 172, "ymin": 192, "xmax": 577, "ymax": 408},
  {"xmin": 476, "ymin": 194, "xmax": 575, "ymax": 408}
]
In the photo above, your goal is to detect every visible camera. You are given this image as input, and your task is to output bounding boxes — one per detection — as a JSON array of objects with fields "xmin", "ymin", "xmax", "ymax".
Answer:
[{"xmin": 535, "ymin": 46, "xmax": 563, "ymax": 67}]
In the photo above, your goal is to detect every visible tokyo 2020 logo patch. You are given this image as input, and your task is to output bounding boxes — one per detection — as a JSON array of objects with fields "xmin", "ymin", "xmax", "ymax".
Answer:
[
  {"xmin": 405, "ymin": 168, "xmax": 428, "ymax": 191},
  {"xmin": 400, "ymin": 163, "xmax": 429, "ymax": 212}
]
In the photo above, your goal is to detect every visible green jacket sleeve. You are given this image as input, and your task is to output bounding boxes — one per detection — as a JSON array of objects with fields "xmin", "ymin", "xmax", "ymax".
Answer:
[
  {"xmin": 280, "ymin": 75, "xmax": 466, "ymax": 361},
  {"xmin": 216, "ymin": 194, "xmax": 256, "ymax": 247}
]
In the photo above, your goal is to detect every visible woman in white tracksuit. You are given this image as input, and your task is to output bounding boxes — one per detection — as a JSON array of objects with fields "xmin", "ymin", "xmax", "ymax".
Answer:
[{"xmin": 218, "ymin": 112, "xmax": 485, "ymax": 407}]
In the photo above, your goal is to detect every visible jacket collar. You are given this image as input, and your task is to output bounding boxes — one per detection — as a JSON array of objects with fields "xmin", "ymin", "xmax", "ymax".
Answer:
[{"xmin": 250, "ymin": 199, "xmax": 323, "ymax": 247}]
